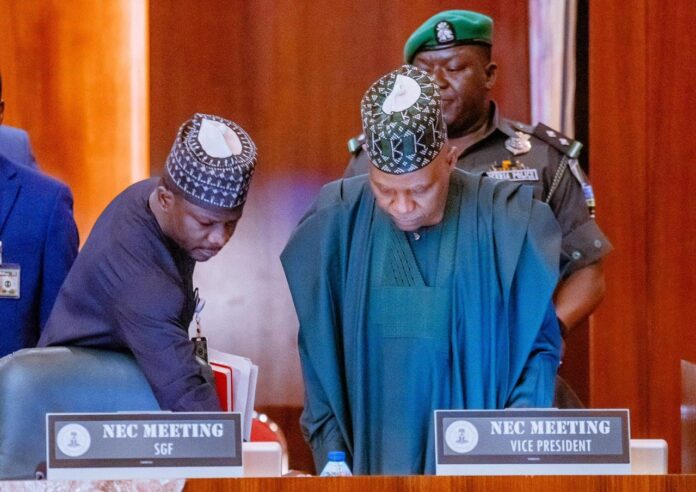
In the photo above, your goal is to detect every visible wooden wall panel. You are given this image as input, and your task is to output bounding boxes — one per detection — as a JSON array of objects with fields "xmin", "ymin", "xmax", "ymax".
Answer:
[
  {"xmin": 0, "ymin": 0, "xmax": 148, "ymax": 239},
  {"xmin": 643, "ymin": 0, "xmax": 696, "ymax": 471},
  {"xmin": 588, "ymin": 0, "xmax": 648, "ymax": 428},
  {"xmin": 149, "ymin": 0, "xmax": 531, "ymax": 178},
  {"xmin": 589, "ymin": 0, "xmax": 696, "ymax": 471}
]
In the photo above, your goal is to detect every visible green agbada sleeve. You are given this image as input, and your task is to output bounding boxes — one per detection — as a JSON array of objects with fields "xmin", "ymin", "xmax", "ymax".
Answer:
[{"xmin": 281, "ymin": 177, "xmax": 372, "ymax": 471}]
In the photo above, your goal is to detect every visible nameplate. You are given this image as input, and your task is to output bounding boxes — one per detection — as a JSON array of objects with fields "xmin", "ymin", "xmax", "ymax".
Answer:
[
  {"xmin": 46, "ymin": 412, "xmax": 242, "ymax": 480},
  {"xmin": 435, "ymin": 409, "xmax": 630, "ymax": 475},
  {"xmin": 486, "ymin": 169, "xmax": 539, "ymax": 181}
]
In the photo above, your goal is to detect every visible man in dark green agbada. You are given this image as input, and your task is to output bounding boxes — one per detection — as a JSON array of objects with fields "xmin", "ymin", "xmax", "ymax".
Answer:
[
  {"xmin": 346, "ymin": 12, "xmax": 612, "ymax": 409},
  {"xmin": 282, "ymin": 66, "xmax": 562, "ymax": 475}
]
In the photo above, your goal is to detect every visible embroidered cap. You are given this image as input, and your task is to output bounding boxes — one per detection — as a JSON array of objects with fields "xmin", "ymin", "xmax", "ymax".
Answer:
[
  {"xmin": 165, "ymin": 113, "xmax": 257, "ymax": 209},
  {"xmin": 361, "ymin": 65, "xmax": 445, "ymax": 174},
  {"xmin": 403, "ymin": 10, "xmax": 494, "ymax": 63}
]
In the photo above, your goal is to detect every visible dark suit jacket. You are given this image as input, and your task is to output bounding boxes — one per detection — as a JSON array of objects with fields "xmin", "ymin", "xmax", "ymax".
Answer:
[
  {"xmin": 0, "ymin": 155, "xmax": 78, "ymax": 357},
  {"xmin": 0, "ymin": 126, "xmax": 39, "ymax": 169}
]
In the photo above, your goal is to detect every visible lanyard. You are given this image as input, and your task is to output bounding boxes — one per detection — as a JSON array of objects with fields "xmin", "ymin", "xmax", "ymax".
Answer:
[
  {"xmin": 192, "ymin": 288, "xmax": 208, "ymax": 362},
  {"xmin": 193, "ymin": 287, "xmax": 206, "ymax": 337}
]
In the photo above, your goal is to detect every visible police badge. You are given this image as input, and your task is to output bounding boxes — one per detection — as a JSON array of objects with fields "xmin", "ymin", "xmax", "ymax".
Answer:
[
  {"xmin": 504, "ymin": 131, "xmax": 532, "ymax": 156},
  {"xmin": 435, "ymin": 21, "xmax": 455, "ymax": 44}
]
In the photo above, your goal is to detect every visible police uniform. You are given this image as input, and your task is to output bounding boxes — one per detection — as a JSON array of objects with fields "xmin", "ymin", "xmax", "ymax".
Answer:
[
  {"xmin": 344, "ymin": 102, "xmax": 612, "ymax": 277},
  {"xmin": 346, "ymin": 9, "xmax": 612, "ymax": 408}
]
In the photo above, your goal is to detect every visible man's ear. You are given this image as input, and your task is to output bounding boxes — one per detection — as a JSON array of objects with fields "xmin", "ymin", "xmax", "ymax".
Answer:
[
  {"xmin": 446, "ymin": 144, "xmax": 458, "ymax": 170},
  {"xmin": 156, "ymin": 185, "xmax": 176, "ymax": 212},
  {"xmin": 484, "ymin": 61, "xmax": 498, "ymax": 90}
]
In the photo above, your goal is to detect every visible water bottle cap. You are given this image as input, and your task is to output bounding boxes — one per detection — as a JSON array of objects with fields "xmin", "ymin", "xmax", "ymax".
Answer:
[{"xmin": 327, "ymin": 451, "xmax": 346, "ymax": 462}]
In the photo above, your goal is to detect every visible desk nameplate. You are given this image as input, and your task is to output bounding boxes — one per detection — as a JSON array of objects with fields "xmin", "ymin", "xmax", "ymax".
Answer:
[
  {"xmin": 435, "ymin": 409, "xmax": 630, "ymax": 475},
  {"xmin": 46, "ymin": 412, "xmax": 242, "ymax": 480}
]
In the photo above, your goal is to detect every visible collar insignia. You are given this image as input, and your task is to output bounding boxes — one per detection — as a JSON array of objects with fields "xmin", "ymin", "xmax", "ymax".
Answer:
[{"xmin": 504, "ymin": 131, "xmax": 532, "ymax": 156}]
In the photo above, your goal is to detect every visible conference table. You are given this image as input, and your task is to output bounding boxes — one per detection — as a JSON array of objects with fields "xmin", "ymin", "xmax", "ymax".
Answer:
[
  {"xmin": 5, "ymin": 474, "xmax": 696, "ymax": 490},
  {"xmin": 190, "ymin": 475, "xmax": 696, "ymax": 491}
]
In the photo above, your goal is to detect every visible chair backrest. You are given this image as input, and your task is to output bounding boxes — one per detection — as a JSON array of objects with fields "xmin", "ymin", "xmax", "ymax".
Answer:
[{"xmin": 0, "ymin": 346, "xmax": 159, "ymax": 480}]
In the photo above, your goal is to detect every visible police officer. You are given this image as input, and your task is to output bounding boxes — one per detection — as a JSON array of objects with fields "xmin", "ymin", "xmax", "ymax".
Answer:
[{"xmin": 345, "ymin": 10, "xmax": 612, "ymax": 406}]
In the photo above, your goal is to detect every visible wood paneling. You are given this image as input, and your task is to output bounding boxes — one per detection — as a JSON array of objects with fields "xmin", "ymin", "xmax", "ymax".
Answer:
[
  {"xmin": 644, "ymin": 1, "xmax": 696, "ymax": 470},
  {"xmin": 589, "ymin": 0, "xmax": 696, "ymax": 471},
  {"xmin": 588, "ymin": 0, "xmax": 649, "ymax": 427},
  {"xmin": 0, "ymin": 0, "xmax": 148, "ymax": 240},
  {"xmin": 149, "ymin": 0, "xmax": 530, "ymax": 179},
  {"xmin": 151, "ymin": 0, "xmax": 532, "ymax": 410}
]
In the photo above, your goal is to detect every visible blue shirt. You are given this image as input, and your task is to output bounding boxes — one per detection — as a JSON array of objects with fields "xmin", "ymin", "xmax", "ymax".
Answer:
[{"xmin": 39, "ymin": 179, "xmax": 220, "ymax": 411}]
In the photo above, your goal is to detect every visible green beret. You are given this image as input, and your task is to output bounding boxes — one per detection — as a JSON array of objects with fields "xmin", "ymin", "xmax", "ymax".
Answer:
[{"xmin": 403, "ymin": 10, "xmax": 494, "ymax": 63}]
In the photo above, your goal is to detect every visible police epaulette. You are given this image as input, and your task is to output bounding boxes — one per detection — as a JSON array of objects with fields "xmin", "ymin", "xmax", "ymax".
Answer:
[
  {"xmin": 347, "ymin": 133, "xmax": 365, "ymax": 155},
  {"xmin": 533, "ymin": 122, "xmax": 583, "ymax": 158},
  {"xmin": 510, "ymin": 120, "xmax": 535, "ymax": 134}
]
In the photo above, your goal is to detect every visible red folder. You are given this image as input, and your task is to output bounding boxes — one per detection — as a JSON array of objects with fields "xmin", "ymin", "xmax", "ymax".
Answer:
[{"xmin": 210, "ymin": 362, "xmax": 234, "ymax": 412}]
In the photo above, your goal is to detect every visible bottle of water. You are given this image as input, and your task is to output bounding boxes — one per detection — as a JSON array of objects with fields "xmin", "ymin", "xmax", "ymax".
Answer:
[{"xmin": 319, "ymin": 451, "xmax": 353, "ymax": 477}]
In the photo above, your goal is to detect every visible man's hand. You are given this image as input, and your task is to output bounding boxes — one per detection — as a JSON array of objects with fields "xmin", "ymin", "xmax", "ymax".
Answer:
[{"xmin": 554, "ymin": 260, "xmax": 606, "ymax": 334}]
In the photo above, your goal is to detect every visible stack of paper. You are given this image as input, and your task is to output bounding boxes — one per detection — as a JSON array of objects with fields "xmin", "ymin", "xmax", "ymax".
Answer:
[{"xmin": 208, "ymin": 348, "xmax": 258, "ymax": 442}]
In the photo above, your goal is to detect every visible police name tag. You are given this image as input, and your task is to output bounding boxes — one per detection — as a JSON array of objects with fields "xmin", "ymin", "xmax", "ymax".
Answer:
[
  {"xmin": 486, "ymin": 169, "xmax": 539, "ymax": 181},
  {"xmin": 435, "ymin": 409, "xmax": 630, "ymax": 475},
  {"xmin": 46, "ymin": 412, "xmax": 242, "ymax": 480}
]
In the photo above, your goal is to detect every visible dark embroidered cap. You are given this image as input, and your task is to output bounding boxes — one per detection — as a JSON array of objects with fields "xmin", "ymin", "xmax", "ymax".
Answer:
[
  {"xmin": 361, "ymin": 65, "xmax": 445, "ymax": 174},
  {"xmin": 165, "ymin": 113, "xmax": 257, "ymax": 209}
]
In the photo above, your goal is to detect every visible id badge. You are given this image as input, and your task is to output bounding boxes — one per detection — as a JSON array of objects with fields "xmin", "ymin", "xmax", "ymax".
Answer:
[
  {"xmin": 0, "ymin": 264, "xmax": 20, "ymax": 299},
  {"xmin": 192, "ymin": 336, "xmax": 208, "ymax": 363},
  {"xmin": 191, "ymin": 288, "xmax": 208, "ymax": 362}
]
